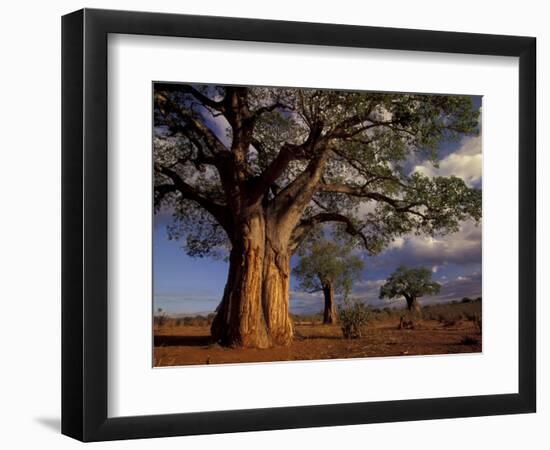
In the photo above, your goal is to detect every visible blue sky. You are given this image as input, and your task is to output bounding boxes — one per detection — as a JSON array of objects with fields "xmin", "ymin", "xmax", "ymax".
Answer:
[{"xmin": 154, "ymin": 95, "xmax": 482, "ymax": 316}]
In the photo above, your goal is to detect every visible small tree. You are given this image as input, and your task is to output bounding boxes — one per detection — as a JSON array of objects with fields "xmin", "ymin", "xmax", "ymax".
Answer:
[
  {"xmin": 293, "ymin": 239, "xmax": 364, "ymax": 324},
  {"xmin": 379, "ymin": 266, "xmax": 441, "ymax": 313},
  {"xmin": 338, "ymin": 299, "xmax": 370, "ymax": 339},
  {"xmin": 154, "ymin": 307, "xmax": 168, "ymax": 327}
]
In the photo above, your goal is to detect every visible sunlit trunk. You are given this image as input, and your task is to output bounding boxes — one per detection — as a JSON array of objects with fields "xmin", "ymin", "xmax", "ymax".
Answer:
[
  {"xmin": 212, "ymin": 149, "xmax": 328, "ymax": 348},
  {"xmin": 262, "ymin": 242, "xmax": 294, "ymax": 345},
  {"xmin": 211, "ymin": 215, "xmax": 271, "ymax": 348}
]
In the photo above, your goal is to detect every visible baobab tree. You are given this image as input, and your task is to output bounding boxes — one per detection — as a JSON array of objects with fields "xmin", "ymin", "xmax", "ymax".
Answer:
[
  {"xmin": 379, "ymin": 266, "xmax": 441, "ymax": 313},
  {"xmin": 293, "ymin": 239, "xmax": 363, "ymax": 324},
  {"xmin": 153, "ymin": 83, "xmax": 481, "ymax": 348}
]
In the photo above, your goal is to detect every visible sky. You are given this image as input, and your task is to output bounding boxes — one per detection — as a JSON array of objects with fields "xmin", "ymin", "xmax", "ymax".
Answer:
[{"xmin": 153, "ymin": 94, "xmax": 482, "ymax": 316}]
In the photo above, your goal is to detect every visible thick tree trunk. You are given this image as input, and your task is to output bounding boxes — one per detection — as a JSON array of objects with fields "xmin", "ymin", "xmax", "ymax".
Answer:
[
  {"xmin": 211, "ymin": 215, "xmax": 271, "ymax": 349},
  {"xmin": 262, "ymin": 241, "xmax": 294, "ymax": 346},
  {"xmin": 406, "ymin": 296, "xmax": 421, "ymax": 314},
  {"xmin": 211, "ymin": 148, "xmax": 329, "ymax": 348},
  {"xmin": 260, "ymin": 147, "xmax": 330, "ymax": 346},
  {"xmin": 211, "ymin": 212, "xmax": 294, "ymax": 348},
  {"xmin": 322, "ymin": 282, "xmax": 337, "ymax": 324}
]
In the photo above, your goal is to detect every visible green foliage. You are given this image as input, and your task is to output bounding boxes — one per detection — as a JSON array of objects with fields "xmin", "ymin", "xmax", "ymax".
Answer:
[
  {"xmin": 379, "ymin": 266, "xmax": 441, "ymax": 302},
  {"xmin": 293, "ymin": 238, "xmax": 364, "ymax": 297},
  {"xmin": 167, "ymin": 200, "xmax": 229, "ymax": 260},
  {"xmin": 154, "ymin": 84, "xmax": 482, "ymax": 258},
  {"xmin": 338, "ymin": 299, "xmax": 370, "ymax": 339}
]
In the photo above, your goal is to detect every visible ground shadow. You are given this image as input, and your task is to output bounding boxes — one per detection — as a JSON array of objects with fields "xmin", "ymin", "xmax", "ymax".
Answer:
[
  {"xmin": 35, "ymin": 417, "xmax": 61, "ymax": 433},
  {"xmin": 154, "ymin": 335, "xmax": 214, "ymax": 347},
  {"xmin": 294, "ymin": 334, "xmax": 345, "ymax": 341}
]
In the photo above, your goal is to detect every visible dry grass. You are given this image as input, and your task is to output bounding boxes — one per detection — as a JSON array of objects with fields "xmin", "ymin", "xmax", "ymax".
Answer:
[{"xmin": 153, "ymin": 300, "xmax": 482, "ymax": 367}]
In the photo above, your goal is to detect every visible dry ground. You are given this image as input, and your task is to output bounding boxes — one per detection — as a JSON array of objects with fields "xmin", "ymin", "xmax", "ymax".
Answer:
[{"xmin": 153, "ymin": 318, "xmax": 481, "ymax": 367}]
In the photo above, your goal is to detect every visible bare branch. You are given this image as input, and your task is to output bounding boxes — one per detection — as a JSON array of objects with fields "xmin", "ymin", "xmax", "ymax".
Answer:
[
  {"xmin": 317, "ymin": 183, "xmax": 428, "ymax": 218},
  {"xmin": 250, "ymin": 121, "xmax": 325, "ymax": 203},
  {"xmin": 291, "ymin": 212, "xmax": 375, "ymax": 253}
]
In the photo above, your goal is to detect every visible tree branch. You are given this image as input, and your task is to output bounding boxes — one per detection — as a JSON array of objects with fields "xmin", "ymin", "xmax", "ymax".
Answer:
[
  {"xmin": 317, "ymin": 183, "xmax": 426, "ymax": 217},
  {"xmin": 155, "ymin": 83, "xmax": 225, "ymax": 112},
  {"xmin": 251, "ymin": 121, "xmax": 325, "ymax": 203},
  {"xmin": 155, "ymin": 91, "xmax": 229, "ymax": 156},
  {"xmin": 252, "ymin": 101, "xmax": 292, "ymax": 119},
  {"xmin": 155, "ymin": 165, "xmax": 232, "ymax": 232},
  {"xmin": 291, "ymin": 212, "xmax": 375, "ymax": 253},
  {"xmin": 154, "ymin": 184, "xmax": 178, "ymax": 207}
]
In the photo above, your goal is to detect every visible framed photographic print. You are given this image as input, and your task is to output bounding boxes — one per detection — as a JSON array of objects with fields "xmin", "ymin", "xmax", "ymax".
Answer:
[{"xmin": 61, "ymin": 8, "xmax": 536, "ymax": 442}]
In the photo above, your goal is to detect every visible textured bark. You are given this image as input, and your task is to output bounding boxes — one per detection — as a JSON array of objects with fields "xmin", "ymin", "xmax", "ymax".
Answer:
[
  {"xmin": 322, "ymin": 282, "xmax": 337, "ymax": 324},
  {"xmin": 261, "ymin": 212, "xmax": 294, "ymax": 346},
  {"xmin": 211, "ymin": 134, "xmax": 330, "ymax": 348},
  {"xmin": 211, "ymin": 214, "xmax": 271, "ymax": 348},
  {"xmin": 211, "ymin": 209, "xmax": 296, "ymax": 348},
  {"xmin": 262, "ymin": 244, "xmax": 293, "ymax": 345},
  {"xmin": 260, "ymin": 148, "xmax": 330, "ymax": 344}
]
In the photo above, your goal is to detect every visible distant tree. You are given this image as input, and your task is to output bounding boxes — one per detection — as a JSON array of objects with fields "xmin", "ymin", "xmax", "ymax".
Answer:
[
  {"xmin": 293, "ymin": 240, "xmax": 364, "ymax": 324},
  {"xmin": 154, "ymin": 307, "xmax": 168, "ymax": 327},
  {"xmin": 379, "ymin": 266, "xmax": 441, "ymax": 313}
]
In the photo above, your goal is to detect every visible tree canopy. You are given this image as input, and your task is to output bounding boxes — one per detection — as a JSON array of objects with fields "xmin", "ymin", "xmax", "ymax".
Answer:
[
  {"xmin": 293, "ymin": 239, "xmax": 364, "ymax": 298},
  {"xmin": 154, "ymin": 84, "xmax": 481, "ymax": 258},
  {"xmin": 379, "ymin": 266, "xmax": 441, "ymax": 306}
]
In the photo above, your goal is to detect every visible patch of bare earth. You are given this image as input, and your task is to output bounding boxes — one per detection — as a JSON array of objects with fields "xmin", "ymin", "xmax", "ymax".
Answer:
[{"xmin": 153, "ymin": 319, "xmax": 481, "ymax": 367}]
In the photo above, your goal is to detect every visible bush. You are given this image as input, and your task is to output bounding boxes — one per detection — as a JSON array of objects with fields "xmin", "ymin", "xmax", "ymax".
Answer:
[
  {"xmin": 154, "ymin": 308, "xmax": 168, "ymax": 327},
  {"xmin": 338, "ymin": 299, "xmax": 370, "ymax": 339}
]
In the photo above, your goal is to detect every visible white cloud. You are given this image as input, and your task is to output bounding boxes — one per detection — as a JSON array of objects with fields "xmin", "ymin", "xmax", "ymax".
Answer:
[
  {"xmin": 355, "ymin": 279, "xmax": 385, "ymax": 288},
  {"xmin": 412, "ymin": 134, "xmax": 482, "ymax": 187},
  {"xmin": 388, "ymin": 237, "xmax": 405, "ymax": 249},
  {"xmin": 375, "ymin": 219, "xmax": 482, "ymax": 268},
  {"xmin": 290, "ymin": 290, "xmax": 323, "ymax": 302},
  {"xmin": 357, "ymin": 200, "xmax": 378, "ymax": 218}
]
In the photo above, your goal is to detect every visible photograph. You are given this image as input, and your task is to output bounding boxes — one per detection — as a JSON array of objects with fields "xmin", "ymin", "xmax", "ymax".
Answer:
[{"xmin": 152, "ymin": 83, "xmax": 482, "ymax": 367}]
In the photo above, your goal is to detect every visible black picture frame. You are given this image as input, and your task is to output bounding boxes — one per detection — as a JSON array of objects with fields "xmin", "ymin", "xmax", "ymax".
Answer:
[{"xmin": 62, "ymin": 8, "xmax": 536, "ymax": 442}]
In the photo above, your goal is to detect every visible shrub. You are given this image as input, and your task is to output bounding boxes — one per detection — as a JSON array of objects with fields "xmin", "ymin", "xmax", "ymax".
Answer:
[
  {"xmin": 154, "ymin": 308, "xmax": 168, "ymax": 327},
  {"xmin": 398, "ymin": 316, "xmax": 415, "ymax": 330},
  {"xmin": 338, "ymin": 299, "xmax": 370, "ymax": 339}
]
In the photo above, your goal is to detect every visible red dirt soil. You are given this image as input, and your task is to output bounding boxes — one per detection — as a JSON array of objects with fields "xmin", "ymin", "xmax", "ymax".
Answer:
[{"xmin": 153, "ymin": 319, "xmax": 481, "ymax": 367}]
